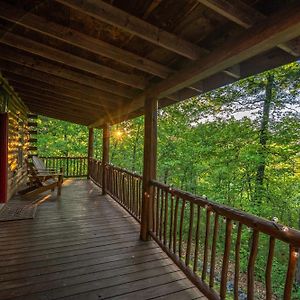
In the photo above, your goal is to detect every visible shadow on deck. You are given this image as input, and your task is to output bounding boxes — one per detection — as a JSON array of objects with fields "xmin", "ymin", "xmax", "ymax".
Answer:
[{"xmin": 0, "ymin": 179, "xmax": 206, "ymax": 300}]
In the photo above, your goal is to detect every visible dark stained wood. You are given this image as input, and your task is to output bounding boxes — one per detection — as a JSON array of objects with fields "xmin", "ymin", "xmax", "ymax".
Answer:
[
  {"xmin": 247, "ymin": 230, "xmax": 259, "ymax": 300},
  {"xmin": 234, "ymin": 223, "xmax": 242, "ymax": 300},
  {"xmin": 56, "ymin": 0, "xmax": 208, "ymax": 60},
  {"xmin": 87, "ymin": 128, "xmax": 94, "ymax": 178},
  {"xmin": 0, "ymin": 179, "xmax": 205, "ymax": 300},
  {"xmin": 90, "ymin": 4, "xmax": 300, "ymax": 127},
  {"xmin": 0, "ymin": 49, "xmax": 138, "ymax": 99},
  {"xmin": 102, "ymin": 124, "xmax": 110, "ymax": 195},
  {"xmin": 283, "ymin": 246, "xmax": 298, "ymax": 299},
  {"xmin": 140, "ymin": 96, "xmax": 157, "ymax": 241},
  {"xmin": 0, "ymin": 31, "xmax": 146, "ymax": 89},
  {"xmin": 266, "ymin": 236, "xmax": 275, "ymax": 300},
  {"xmin": 0, "ymin": 1, "xmax": 173, "ymax": 78},
  {"xmin": 220, "ymin": 218, "xmax": 232, "ymax": 299},
  {"xmin": 197, "ymin": 0, "xmax": 299, "ymax": 56}
]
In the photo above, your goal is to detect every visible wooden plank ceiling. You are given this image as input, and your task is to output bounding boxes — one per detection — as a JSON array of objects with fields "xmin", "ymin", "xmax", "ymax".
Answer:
[{"xmin": 0, "ymin": 0, "xmax": 299, "ymax": 127}]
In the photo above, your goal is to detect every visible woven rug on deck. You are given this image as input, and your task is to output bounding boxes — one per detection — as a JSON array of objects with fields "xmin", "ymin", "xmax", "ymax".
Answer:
[{"xmin": 0, "ymin": 203, "xmax": 37, "ymax": 221}]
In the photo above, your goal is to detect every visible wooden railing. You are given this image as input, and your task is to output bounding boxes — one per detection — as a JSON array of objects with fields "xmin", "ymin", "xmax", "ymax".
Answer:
[
  {"xmin": 88, "ymin": 159, "xmax": 300, "ymax": 299},
  {"xmin": 89, "ymin": 159, "xmax": 143, "ymax": 221},
  {"xmin": 41, "ymin": 156, "xmax": 88, "ymax": 178}
]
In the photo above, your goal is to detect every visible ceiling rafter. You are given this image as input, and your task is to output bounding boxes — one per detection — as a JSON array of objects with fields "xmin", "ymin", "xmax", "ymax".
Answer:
[
  {"xmin": 0, "ymin": 30, "xmax": 146, "ymax": 89},
  {"xmin": 5, "ymin": 73, "xmax": 125, "ymax": 108},
  {"xmin": 0, "ymin": 2, "xmax": 172, "ymax": 79},
  {"xmin": 0, "ymin": 48, "xmax": 138, "ymax": 99},
  {"xmin": 56, "ymin": 0, "xmax": 209, "ymax": 60},
  {"xmin": 90, "ymin": 3, "xmax": 300, "ymax": 127},
  {"xmin": 197, "ymin": 0, "xmax": 300, "ymax": 56}
]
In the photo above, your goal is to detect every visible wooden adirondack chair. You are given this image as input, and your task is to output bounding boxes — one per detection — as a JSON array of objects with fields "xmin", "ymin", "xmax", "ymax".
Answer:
[{"xmin": 18, "ymin": 159, "xmax": 63, "ymax": 199}]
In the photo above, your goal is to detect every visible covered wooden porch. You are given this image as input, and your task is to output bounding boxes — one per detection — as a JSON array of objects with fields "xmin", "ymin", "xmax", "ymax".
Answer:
[
  {"xmin": 0, "ymin": 179, "xmax": 205, "ymax": 300},
  {"xmin": 1, "ymin": 0, "xmax": 300, "ymax": 299}
]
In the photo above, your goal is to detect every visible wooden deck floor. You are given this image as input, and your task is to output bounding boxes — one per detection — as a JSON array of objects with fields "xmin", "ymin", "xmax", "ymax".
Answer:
[{"xmin": 0, "ymin": 179, "xmax": 206, "ymax": 300}]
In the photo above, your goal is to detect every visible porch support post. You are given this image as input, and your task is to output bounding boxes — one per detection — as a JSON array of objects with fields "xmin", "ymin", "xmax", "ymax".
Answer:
[
  {"xmin": 0, "ymin": 113, "xmax": 8, "ymax": 203},
  {"xmin": 102, "ymin": 123, "xmax": 110, "ymax": 195},
  {"xmin": 140, "ymin": 96, "xmax": 158, "ymax": 241},
  {"xmin": 87, "ymin": 127, "xmax": 94, "ymax": 178}
]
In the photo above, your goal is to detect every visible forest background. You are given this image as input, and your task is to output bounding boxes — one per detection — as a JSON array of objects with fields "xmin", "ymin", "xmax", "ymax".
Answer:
[{"xmin": 37, "ymin": 62, "xmax": 300, "ymax": 297}]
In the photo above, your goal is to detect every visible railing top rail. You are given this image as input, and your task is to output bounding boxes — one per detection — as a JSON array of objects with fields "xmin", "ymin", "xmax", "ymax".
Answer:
[
  {"xmin": 40, "ymin": 156, "xmax": 88, "ymax": 159},
  {"xmin": 151, "ymin": 179, "xmax": 300, "ymax": 247}
]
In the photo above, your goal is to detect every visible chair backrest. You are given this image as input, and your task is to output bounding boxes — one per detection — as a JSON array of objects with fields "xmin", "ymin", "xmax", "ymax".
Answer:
[
  {"xmin": 32, "ymin": 156, "xmax": 46, "ymax": 171},
  {"xmin": 25, "ymin": 158, "xmax": 43, "ymax": 186}
]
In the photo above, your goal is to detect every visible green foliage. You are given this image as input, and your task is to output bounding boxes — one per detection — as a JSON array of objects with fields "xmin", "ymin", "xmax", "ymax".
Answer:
[{"xmin": 37, "ymin": 62, "xmax": 300, "ymax": 297}]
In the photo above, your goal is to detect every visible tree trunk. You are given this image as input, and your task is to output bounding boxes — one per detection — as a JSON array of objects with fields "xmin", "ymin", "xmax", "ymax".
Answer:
[
  {"xmin": 295, "ymin": 209, "xmax": 300, "ymax": 284},
  {"xmin": 131, "ymin": 122, "xmax": 141, "ymax": 172},
  {"xmin": 254, "ymin": 73, "xmax": 273, "ymax": 205}
]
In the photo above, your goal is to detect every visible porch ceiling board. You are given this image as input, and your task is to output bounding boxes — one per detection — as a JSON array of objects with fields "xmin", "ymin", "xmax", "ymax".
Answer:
[
  {"xmin": 0, "ymin": 0, "xmax": 299, "ymax": 126},
  {"xmin": 90, "ymin": 2, "xmax": 300, "ymax": 127},
  {"xmin": 4, "ymin": 73, "xmax": 125, "ymax": 108}
]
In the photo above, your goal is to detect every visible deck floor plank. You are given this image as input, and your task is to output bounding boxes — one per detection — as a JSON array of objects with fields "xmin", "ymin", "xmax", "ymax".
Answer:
[{"xmin": 0, "ymin": 179, "xmax": 206, "ymax": 300}]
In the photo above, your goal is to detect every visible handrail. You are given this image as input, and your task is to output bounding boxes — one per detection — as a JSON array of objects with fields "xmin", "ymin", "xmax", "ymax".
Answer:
[
  {"xmin": 88, "ymin": 159, "xmax": 300, "ymax": 299},
  {"xmin": 40, "ymin": 156, "xmax": 88, "ymax": 178}
]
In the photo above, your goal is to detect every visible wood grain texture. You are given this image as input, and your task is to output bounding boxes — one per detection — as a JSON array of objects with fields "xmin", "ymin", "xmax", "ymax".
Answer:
[{"xmin": 0, "ymin": 179, "xmax": 205, "ymax": 300}]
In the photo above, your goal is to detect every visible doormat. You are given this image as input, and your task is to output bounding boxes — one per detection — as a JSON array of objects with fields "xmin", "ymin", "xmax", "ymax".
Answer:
[{"xmin": 0, "ymin": 203, "xmax": 37, "ymax": 221}]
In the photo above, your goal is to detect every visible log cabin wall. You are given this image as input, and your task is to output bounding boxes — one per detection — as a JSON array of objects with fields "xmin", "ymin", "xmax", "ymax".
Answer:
[{"xmin": 0, "ymin": 74, "xmax": 29, "ymax": 201}]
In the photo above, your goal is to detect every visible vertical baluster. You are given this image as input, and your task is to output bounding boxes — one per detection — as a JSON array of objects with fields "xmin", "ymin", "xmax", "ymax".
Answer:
[
  {"xmin": 155, "ymin": 187, "xmax": 160, "ymax": 235},
  {"xmin": 173, "ymin": 196, "xmax": 179, "ymax": 255},
  {"xmin": 234, "ymin": 223, "xmax": 242, "ymax": 300},
  {"xmin": 202, "ymin": 208, "xmax": 211, "ymax": 281},
  {"xmin": 178, "ymin": 199, "xmax": 186, "ymax": 259},
  {"xmin": 220, "ymin": 218, "xmax": 233, "ymax": 299},
  {"xmin": 283, "ymin": 245, "xmax": 298, "ymax": 299},
  {"xmin": 247, "ymin": 230, "xmax": 259, "ymax": 300},
  {"xmin": 185, "ymin": 202, "xmax": 194, "ymax": 267},
  {"xmin": 193, "ymin": 204, "xmax": 201, "ymax": 273},
  {"xmin": 159, "ymin": 188, "xmax": 164, "ymax": 241},
  {"xmin": 265, "ymin": 237, "xmax": 275, "ymax": 300},
  {"xmin": 209, "ymin": 213, "xmax": 219, "ymax": 288},
  {"xmin": 163, "ymin": 190, "xmax": 168, "ymax": 245},
  {"xmin": 169, "ymin": 193, "xmax": 174, "ymax": 250}
]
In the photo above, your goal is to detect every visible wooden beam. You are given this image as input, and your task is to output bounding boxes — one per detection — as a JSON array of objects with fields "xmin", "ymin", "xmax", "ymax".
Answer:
[
  {"xmin": 22, "ymin": 97, "xmax": 101, "ymax": 120},
  {"xmin": 140, "ymin": 96, "xmax": 157, "ymax": 241},
  {"xmin": 0, "ymin": 61, "xmax": 133, "ymax": 102},
  {"xmin": 6, "ymin": 76, "xmax": 123, "ymax": 108},
  {"xmin": 90, "ymin": 3, "xmax": 300, "ymax": 127},
  {"xmin": 197, "ymin": 0, "xmax": 300, "ymax": 56},
  {"xmin": 25, "ymin": 104, "xmax": 91, "ymax": 125},
  {"xmin": 0, "ymin": 31, "xmax": 146, "ymax": 89},
  {"xmin": 0, "ymin": 49, "xmax": 138, "ymax": 98},
  {"xmin": 197, "ymin": 0, "xmax": 263, "ymax": 28},
  {"xmin": 0, "ymin": 2, "xmax": 172, "ymax": 78},
  {"xmin": 57, "ymin": 0, "xmax": 208, "ymax": 60},
  {"xmin": 102, "ymin": 124, "xmax": 110, "ymax": 195},
  {"xmin": 87, "ymin": 128, "xmax": 94, "ymax": 179},
  {"xmin": 16, "ymin": 91, "xmax": 106, "ymax": 118}
]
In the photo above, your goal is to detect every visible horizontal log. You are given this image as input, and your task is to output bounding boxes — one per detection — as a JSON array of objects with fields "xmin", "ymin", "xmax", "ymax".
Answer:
[
  {"xmin": 20, "ymin": 94, "xmax": 105, "ymax": 118},
  {"xmin": 0, "ymin": 2, "xmax": 172, "ymax": 78},
  {"xmin": 0, "ymin": 49, "xmax": 138, "ymax": 98},
  {"xmin": 26, "ymin": 104, "xmax": 92, "ymax": 125},
  {"xmin": 7, "ymin": 77, "xmax": 124, "ymax": 107},
  {"xmin": 57, "ymin": 0, "xmax": 208, "ymax": 60},
  {"xmin": 198, "ymin": 0, "xmax": 300, "ymax": 56},
  {"xmin": 0, "ymin": 30, "xmax": 146, "ymax": 89},
  {"xmin": 89, "ymin": 3, "xmax": 300, "ymax": 127},
  {"xmin": 0, "ymin": 62, "xmax": 133, "ymax": 102}
]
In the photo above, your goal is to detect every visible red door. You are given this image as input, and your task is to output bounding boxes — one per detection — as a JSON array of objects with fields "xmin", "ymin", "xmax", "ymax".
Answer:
[{"xmin": 0, "ymin": 113, "xmax": 8, "ymax": 203}]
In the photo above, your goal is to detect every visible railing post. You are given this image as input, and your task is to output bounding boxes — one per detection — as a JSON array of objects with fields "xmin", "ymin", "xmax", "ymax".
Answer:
[
  {"xmin": 0, "ymin": 113, "xmax": 8, "ymax": 203},
  {"xmin": 102, "ymin": 123, "xmax": 110, "ymax": 195},
  {"xmin": 140, "ymin": 96, "xmax": 157, "ymax": 241},
  {"xmin": 87, "ymin": 127, "xmax": 94, "ymax": 179}
]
